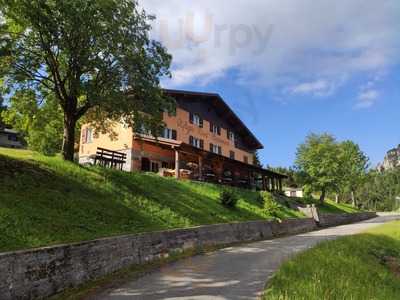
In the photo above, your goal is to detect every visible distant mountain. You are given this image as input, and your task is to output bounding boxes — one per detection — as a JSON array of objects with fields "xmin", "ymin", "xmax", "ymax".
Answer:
[{"xmin": 378, "ymin": 144, "xmax": 400, "ymax": 171}]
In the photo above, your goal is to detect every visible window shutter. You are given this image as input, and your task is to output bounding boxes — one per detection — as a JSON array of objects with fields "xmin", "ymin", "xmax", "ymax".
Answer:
[
  {"xmin": 199, "ymin": 117, "xmax": 203, "ymax": 128},
  {"xmin": 210, "ymin": 122, "xmax": 213, "ymax": 132},
  {"xmin": 200, "ymin": 139, "xmax": 204, "ymax": 149},
  {"xmin": 172, "ymin": 129, "xmax": 177, "ymax": 140},
  {"xmin": 227, "ymin": 130, "xmax": 230, "ymax": 139},
  {"xmin": 189, "ymin": 136, "xmax": 193, "ymax": 145},
  {"xmin": 210, "ymin": 143, "xmax": 214, "ymax": 152},
  {"xmin": 217, "ymin": 126, "xmax": 221, "ymax": 135},
  {"xmin": 189, "ymin": 112, "xmax": 194, "ymax": 124},
  {"xmin": 218, "ymin": 146, "xmax": 222, "ymax": 155}
]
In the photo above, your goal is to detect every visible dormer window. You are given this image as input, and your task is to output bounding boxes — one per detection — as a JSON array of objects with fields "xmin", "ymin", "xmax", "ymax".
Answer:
[{"xmin": 189, "ymin": 112, "xmax": 203, "ymax": 128}]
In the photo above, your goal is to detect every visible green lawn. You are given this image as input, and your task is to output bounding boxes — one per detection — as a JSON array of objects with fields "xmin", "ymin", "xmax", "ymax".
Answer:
[
  {"xmin": 317, "ymin": 199, "xmax": 360, "ymax": 214},
  {"xmin": 0, "ymin": 148, "xmax": 304, "ymax": 252},
  {"xmin": 264, "ymin": 221, "xmax": 400, "ymax": 300}
]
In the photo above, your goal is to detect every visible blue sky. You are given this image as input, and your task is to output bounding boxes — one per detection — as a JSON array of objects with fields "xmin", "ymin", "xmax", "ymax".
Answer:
[{"xmin": 143, "ymin": 0, "xmax": 399, "ymax": 167}]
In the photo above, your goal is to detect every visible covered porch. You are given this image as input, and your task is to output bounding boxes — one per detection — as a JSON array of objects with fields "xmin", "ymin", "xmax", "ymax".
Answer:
[
  {"xmin": 173, "ymin": 144, "xmax": 286, "ymax": 192},
  {"xmin": 134, "ymin": 136, "xmax": 286, "ymax": 192}
]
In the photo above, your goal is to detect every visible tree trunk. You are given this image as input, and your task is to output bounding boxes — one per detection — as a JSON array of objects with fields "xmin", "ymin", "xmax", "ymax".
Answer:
[
  {"xmin": 62, "ymin": 113, "xmax": 76, "ymax": 161},
  {"xmin": 351, "ymin": 191, "xmax": 356, "ymax": 207},
  {"xmin": 319, "ymin": 189, "xmax": 326, "ymax": 204}
]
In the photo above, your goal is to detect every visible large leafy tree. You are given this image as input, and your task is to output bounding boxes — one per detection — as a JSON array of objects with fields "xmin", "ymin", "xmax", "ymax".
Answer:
[
  {"xmin": 0, "ymin": 0, "xmax": 173, "ymax": 160},
  {"xmin": 295, "ymin": 133, "xmax": 341, "ymax": 203},
  {"xmin": 337, "ymin": 141, "xmax": 369, "ymax": 206}
]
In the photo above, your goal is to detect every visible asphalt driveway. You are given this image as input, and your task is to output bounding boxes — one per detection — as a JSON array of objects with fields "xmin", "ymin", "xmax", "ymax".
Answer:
[{"xmin": 94, "ymin": 214, "xmax": 400, "ymax": 300}]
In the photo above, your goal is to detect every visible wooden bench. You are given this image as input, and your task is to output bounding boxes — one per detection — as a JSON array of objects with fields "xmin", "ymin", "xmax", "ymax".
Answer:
[{"xmin": 94, "ymin": 147, "xmax": 127, "ymax": 170}]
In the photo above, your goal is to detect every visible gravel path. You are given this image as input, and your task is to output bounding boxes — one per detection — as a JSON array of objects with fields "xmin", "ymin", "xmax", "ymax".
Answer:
[{"xmin": 94, "ymin": 214, "xmax": 400, "ymax": 300}]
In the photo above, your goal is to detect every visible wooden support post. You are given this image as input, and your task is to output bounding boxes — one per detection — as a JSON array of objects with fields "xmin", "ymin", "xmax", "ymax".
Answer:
[
  {"xmin": 198, "ymin": 156, "xmax": 203, "ymax": 181},
  {"xmin": 262, "ymin": 175, "xmax": 266, "ymax": 191},
  {"xmin": 175, "ymin": 149, "xmax": 180, "ymax": 179},
  {"xmin": 271, "ymin": 178, "xmax": 275, "ymax": 192},
  {"xmin": 279, "ymin": 178, "xmax": 283, "ymax": 192}
]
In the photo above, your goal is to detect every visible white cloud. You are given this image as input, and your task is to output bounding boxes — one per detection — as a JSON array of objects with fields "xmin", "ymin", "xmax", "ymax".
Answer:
[
  {"xmin": 142, "ymin": 0, "xmax": 400, "ymax": 93},
  {"xmin": 289, "ymin": 80, "xmax": 336, "ymax": 97},
  {"xmin": 356, "ymin": 89, "xmax": 380, "ymax": 109}
]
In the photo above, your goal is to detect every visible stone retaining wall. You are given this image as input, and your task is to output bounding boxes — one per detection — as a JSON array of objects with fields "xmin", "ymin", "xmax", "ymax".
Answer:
[
  {"xmin": 318, "ymin": 212, "xmax": 377, "ymax": 227},
  {"xmin": 0, "ymin": 218, "xmax": 317, "ymax": 300}
]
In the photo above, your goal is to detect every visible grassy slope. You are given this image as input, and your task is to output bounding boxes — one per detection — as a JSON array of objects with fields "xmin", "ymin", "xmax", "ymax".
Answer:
[
  {"xmin": 264, "ymin": 221, "xmax": 400, "ymax": 300},
  {"xmin": 0, "ymin": 148, "xmax": 303, "ymax": 252},
  {"xmin": 317, "ymin": 199, "xmax": 360, "ymax": 214}
]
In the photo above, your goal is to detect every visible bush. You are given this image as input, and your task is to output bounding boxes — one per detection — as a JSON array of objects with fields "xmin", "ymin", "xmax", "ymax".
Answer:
[
  {"xmin": 220, "ymin": 189, "xmax": 238, "ymax": 209},
  {"xmin": 259, "ymin": 191, "xmax": 281, "ymax": 219}
]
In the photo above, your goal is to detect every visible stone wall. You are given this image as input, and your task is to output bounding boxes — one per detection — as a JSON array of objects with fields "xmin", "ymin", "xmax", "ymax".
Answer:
[
  {"xmin": 0, "ymin": 218, "xmax": 317, "ymax": 300},
  {"xmin": 318, "ymin": 212, "xmax": 377, "ymax": 227}
]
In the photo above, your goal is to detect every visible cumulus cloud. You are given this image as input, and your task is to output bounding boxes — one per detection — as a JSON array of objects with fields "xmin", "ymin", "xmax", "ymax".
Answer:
[
  {"xmin": 289, "ymin": 80, "xmax": 336, "ymax": 97},
  {"xmin": 356, "ymin": 89, "xmax": 380, "ymax": 108},
  {"xmin": 142, "ymin": 0, "xmax": 400, "ymax": 93}
]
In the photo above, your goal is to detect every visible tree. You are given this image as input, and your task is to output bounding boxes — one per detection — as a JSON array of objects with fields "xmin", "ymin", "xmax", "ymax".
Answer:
[
  {"xmin": 295, "ymin": 133, "xmax": 341, "ymax": 203},
  {"xmin": 0, "ymin": 95, "xmax": 5, "ymax": 129},
  {"xmin": 2, "ymin": 89, "xmax": 64, "ymax": 154},
  {"xmin": 337, "ymin": 141, "xmax": 369, "ymax": 206},
  {"xmin": 0, "ymin": 0, "xmax": 173, "ymax": 161},
  {"xmin": 253, "ymin": 150, "xmax": 262, "ymax": 167}
]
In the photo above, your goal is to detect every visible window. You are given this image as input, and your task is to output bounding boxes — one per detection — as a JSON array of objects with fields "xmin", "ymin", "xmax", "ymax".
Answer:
[
  {"xmin": 82, "ymin": 127, "xmax": 93, "ymax": 144},
  {"xmin": 210, "ymin": 143, "xmax": 222, "ymax": 155},
  {"xmin": 162, "ymin": 161, "xmax": 169, "ymax": 168},
  {"xmin": 209, "ymin": 123, "xmax": 221, "ymax": 135},
  {"xmin": 229, "ymin": 151, "xmax": 235, "ymax": 160},
  {"xmin": 189, "ymin": 136, "xmax": 204, "ymax": 149},
  {"xmin": 227, "ymin": 130, "xmax": 235, "ymax": 142},
  {"xmin": 162, "ymin": 128, "xmax": 177, "ymax": 140},
  {"xmin": 243, "ymin": 155, "xmax": 248, "ymax": 164},
  {"xmin": 189, "ymin": 112, "xmax": 203, "ymax": 128}
]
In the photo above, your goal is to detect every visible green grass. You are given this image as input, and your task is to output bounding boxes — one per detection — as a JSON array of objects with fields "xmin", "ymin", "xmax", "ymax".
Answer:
[
  {"xmin": 0, "ymin": 148, "xmax": 303, "ymax": 252},
  {"xmin": 264, "ymin": 221, "xmax": 400, "ymax": 300},
  {"xmin": 318, "ymin": 199, "xmax": 360, "ymax": 214}
]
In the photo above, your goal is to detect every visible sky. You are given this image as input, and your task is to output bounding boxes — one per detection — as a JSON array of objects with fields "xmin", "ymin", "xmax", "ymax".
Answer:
[{"xmin": 142, "ymin": 0, "xmax": 400, "ymax": 167}]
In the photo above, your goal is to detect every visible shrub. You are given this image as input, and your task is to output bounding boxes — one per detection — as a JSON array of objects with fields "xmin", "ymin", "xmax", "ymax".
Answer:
[
  {"xmin": 220, "ymin": 189, "xmax": 238, "ymax": 209},
  {"xmin": 259, "ymin": 191, "xmax": 281, "ymax": 219}
]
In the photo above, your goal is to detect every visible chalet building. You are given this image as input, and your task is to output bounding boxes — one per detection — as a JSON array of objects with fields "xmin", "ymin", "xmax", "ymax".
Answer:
[{"xmin": 79, "ymin": 89, "xmax": 286, "ymax": 191}]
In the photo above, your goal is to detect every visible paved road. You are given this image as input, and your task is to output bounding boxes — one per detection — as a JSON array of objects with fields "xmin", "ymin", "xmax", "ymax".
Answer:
[{"xmin": 94, "ymin": 214, "xmax": 400, "ymax": 300}]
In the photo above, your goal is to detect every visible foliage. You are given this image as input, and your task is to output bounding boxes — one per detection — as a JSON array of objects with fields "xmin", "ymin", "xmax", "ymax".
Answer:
[
  {"xmin": 219, "ymin": 189, "xmax": 239, "ymax": 209},
  {"xmin": 355, "ymin": 168, "xmax": 400, "ymax": 211},
  {"xmin": 260, "ymin": 191, "xmax": 281, "ymax": 219},
  {"xmin": 337, "ymin": 140, "xmax": 369, "ymax": 205},
  {"xmin": 253, "ymin": 151, "xmax": 263, "ymax": 167},
  {"xmin": 0, "ymin": 96, "xmax": 6, "ymax": 129},
  {"xmin": 0, "ymin": 0, "xmax": 173, "ymax": 160},
  {"xmin": 295, "ymin": 133, "xmax": 369, "ymax": 205},
  {"xmin": 2, "ymin": 89, "xmax": 63, "ymax": 155},
  {"xmin": 295, "ymin": 133, "xmax": 341, "ymax": 203},
  {"xmin": 269, "ymin": 166, "xmax": 308, "ymax": 188},
  {"xmin": 264, "ymin": 221, "xmax": 400, "ymax": 300},
  {"xmin": 0, "ymin": 148, "xmax": 305, "ymax": 252}
]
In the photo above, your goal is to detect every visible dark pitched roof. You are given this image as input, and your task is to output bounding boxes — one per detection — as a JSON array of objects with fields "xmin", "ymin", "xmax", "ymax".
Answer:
[{"xmin": 163, "ymin": 89, "xmax": 264, "ymax": 150}]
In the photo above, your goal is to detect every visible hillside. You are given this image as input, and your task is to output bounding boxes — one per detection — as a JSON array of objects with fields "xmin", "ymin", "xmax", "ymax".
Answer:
[{"xmin": 0, "ymin": 148, "xmax": 304, "ymax": 252}]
